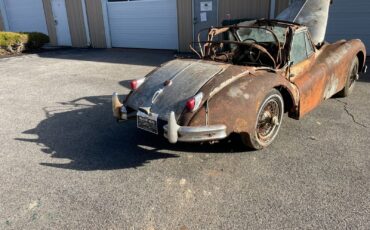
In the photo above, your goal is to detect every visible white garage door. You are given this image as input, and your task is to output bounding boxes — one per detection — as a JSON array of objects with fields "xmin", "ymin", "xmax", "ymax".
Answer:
[
  {"xmin": 107, "ymin": 0, "xmax": 178, "ymax": 50},
  {"xmin": 326, "ymin": 0, "xmax": 370, "ymax": 52},
  {"xmin": 4, "ymin": 0, "xmax": 48, "ymax": 34}
]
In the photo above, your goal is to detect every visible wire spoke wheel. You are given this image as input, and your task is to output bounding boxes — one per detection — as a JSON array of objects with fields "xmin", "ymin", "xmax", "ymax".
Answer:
[
  {"xmin": 338, "ymin": 57, "xmax": 359, "ymax": 97},
  {"xmin": 241, "ymin": 89, "xmax": 284, "ymax": 150},
  {"xmin": 257, "ymin": 99, "xmax": 280, "ymax": 141},
  {"xmin": 349, "ymin": 58, "xmax": 359, "ymax": 89}
]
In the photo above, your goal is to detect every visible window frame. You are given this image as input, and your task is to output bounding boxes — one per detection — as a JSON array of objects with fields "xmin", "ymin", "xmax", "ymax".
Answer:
[
  {"xmin": 304, "ymin": 30, "xmax": 316, "ymax": 58},
  {"xmin": 289, "ymin": 28, "xmax": 316, "ymax": 65}
]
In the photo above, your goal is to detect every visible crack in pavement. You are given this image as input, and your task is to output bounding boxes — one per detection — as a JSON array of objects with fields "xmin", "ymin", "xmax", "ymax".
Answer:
[{"xmin": 335, "ymin": 99, "xmax": 368, "ymax": 128}]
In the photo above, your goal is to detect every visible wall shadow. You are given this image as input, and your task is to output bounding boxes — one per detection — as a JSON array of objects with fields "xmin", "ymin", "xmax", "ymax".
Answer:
[
  {"xmin": 33, "ymin": 48, "xmax": 176, "ymax": 66},
  {"xmin": 16, "ymin": 95, "xmax": 247, "ymax": 171}
]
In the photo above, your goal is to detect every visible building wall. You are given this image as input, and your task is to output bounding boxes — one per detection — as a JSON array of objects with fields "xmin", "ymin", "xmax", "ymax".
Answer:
[
  {"xmin": 85, "ymin": 0, "xmax": 106, "ymax": 48},
  {"xmin": 2, "ymin": 0, "xmax": 279, "ymax": 50},
  {"xmin": 65, "ymin": 0, "xmax": 88, "ymax": 47},
  {"xmin": 275, "ymin": 0, "xmax": 290, "ymax": 15},
  {"xmin": 177, "ymin": 0, "xmax": 193, "ymax": 52},
  {"xmin": 42, "ymin": 0, "xmax": 57, "ymax": 45},
  {"xmin": 0, "ymin": 10, "xmax": 4, "ymax": 31},
  {"xmin": 43, "ymin": 0, "xmax": 102, "ymax": 48},
  {"xmin": 219, "ymin": 0, "xmax": 270, "ymax": 22},
  {"xmin": 177, "ymin": 0, "xmax": 272, "ymax": 52}
]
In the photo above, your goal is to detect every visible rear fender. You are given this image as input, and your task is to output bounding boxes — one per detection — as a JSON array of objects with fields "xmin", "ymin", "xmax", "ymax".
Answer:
[{"xmin": 188, "ymin": 71, "xmax": 299, "ymax": 136}]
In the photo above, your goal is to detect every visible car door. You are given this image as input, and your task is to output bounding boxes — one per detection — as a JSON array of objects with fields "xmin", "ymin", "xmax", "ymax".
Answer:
[{"xmin": 289, "ymin": 29, "xmax": 328, "ymax": 117}]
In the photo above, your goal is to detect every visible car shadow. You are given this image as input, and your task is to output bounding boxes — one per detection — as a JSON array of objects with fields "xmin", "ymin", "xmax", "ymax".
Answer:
[
  {"xmin": 15, "ymin": 95, "xmax": 248, "ymax": 171},
  {"xmin": 358, "ymin": 72, "xmax": 370, "ymax": 83},
  {"xmin": 119, "ymin": 80, "xmax": 134, "ymax": 90}
]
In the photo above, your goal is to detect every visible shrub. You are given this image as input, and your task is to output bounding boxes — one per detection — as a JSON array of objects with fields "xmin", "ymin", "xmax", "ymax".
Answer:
[
  {"xmin": 22, "ymin": 32, "xmax": 50, "ymax": 49},
  {"xmin": 0, "ymin": 32, "xmax": 27, "ymax": 47},
  {"xmin": 0, "ymin": 31, "xmax": 49, "ymax": 54}
]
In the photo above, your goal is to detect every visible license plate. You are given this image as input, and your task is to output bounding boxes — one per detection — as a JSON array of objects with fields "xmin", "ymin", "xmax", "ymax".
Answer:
[{"xmin": 137, "ymin": 111, "xmax": 158, "ymax": 134}]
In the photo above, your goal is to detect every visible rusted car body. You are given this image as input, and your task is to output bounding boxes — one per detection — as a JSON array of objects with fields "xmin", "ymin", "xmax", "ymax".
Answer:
[{"xmin": 112, "ymin": 0, "xmax": 367, "ymax": 149}]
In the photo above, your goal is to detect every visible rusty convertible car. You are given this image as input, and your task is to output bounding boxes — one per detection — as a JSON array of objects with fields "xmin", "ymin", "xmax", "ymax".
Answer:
[{"xmin": 112, "ymin": 0, "xmax": 367, "ymax": 149}]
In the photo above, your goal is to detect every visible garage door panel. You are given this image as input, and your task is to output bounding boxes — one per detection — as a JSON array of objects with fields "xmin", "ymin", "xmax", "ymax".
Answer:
[
  {"xmin": 108, "ymin": 0, "xmax": 178, "ymax": 50},
  {"xmin": 327, "ymin": 0, "xmax": 370, "ymax": 52},
  {"xmin": 329, "ymin": 2, "xmax": 370, "ymax": 12},
  {"xmin": 327, "ymin": 16, "xmax": 370, "ymax": 35},
  {"xmin": 327, "ymin": 35, "xmax": 370, "ymax": 42},
  {"xmin": 4, "ymin": 0, "xmax": 48, "ymax": 34}
]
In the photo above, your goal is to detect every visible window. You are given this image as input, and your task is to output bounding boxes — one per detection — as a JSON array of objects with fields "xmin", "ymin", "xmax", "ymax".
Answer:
[
  {"xmin": 304, "ymin": 33, "xmax": 315, "ymax": 56},
  {"xmin": 290, "ymin": 32, "xmax": 307, "ymax": 64},
  {"xmin": 236, "ymin": 26, "xmax": 287, "ymax": 44}
]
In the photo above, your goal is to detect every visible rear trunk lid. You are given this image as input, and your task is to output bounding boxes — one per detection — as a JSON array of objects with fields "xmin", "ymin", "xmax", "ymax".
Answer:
[{"xmin": 126, "ymin": 59, "xmax": 226, "ymax": 120}]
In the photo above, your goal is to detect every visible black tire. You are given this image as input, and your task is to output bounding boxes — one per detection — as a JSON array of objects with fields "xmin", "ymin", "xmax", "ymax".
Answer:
[
  {"xmin": 241, "ymin": 89, "xmax": 284, "ymax": 150},
  {"xmin": 337, "ymin": 57, "xmax": 359, "ymax": 97}
]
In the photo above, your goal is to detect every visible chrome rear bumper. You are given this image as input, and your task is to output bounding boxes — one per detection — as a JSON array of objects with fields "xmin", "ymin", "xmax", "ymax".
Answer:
[
  {"xmin": 112, "ymin": 93, "xmax": 136, "ymax": 120},
  {"xmin": 113, "ymin": 93, "xmax": 227, "ymax": 143},
  {"xmin": 163, "ymin": 112, "xmax": 227, "ymax": 143}
]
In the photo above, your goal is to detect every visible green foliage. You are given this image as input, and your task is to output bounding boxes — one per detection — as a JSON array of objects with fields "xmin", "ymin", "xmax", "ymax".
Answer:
[
  {"xmin": 0, "ymin": 31, "xmax": 49, "ymax": 50},
  {"xmin": 0, "ymin": 32, "xmax": 27, "ymax": 47},
  {"xmin": 23, "ymin": 32, "xmax": 50, "ymax": 49}
]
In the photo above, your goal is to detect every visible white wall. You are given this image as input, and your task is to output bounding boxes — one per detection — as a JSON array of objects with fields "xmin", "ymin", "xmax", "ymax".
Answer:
[
  {"xmin": 326, "ymin": 0, "xmax": 370, "ymax": 52},
  {"xmin": 4, "ymin": 0, "xmax": 48, "ymax": 34},
  {"xmin": 107, "ymin": 0, "xmax": 178, "ymax": 50}
]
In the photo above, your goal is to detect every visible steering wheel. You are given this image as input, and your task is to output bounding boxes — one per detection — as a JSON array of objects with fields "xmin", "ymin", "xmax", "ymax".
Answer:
[
  {"xmin": 247, "ymin": 45, "xmax": 261, "ymax": 62},
  {"xmin": 248, "ymin": 43, "xmax": 276, "ymax": 67},
  {"xmin": 242, "ymin": 38, "xmax": 258, "ymax": 43}
]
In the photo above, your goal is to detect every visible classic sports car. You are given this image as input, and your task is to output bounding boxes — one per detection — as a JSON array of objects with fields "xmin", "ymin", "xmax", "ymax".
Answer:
[{"xmin": 112, "ymin": 0, "xmax": 367, "ymax": 149}]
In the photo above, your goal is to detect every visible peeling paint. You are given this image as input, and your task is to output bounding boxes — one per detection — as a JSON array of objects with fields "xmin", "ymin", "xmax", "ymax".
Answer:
[{"xmin": 324, "ymin": 74, "xmax": 339, "ymax": 99}]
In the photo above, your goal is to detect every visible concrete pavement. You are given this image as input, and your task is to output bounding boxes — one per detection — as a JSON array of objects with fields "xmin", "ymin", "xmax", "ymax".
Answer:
[{"xmin": 0, "ymin": 49, "xmax": 369, "ymax": 229}]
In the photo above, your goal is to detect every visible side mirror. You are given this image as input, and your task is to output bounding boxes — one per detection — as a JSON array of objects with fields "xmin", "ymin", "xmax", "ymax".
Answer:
[{"xmin": 288, "ymin": 61, "xmax": 294, "ymax": 67}]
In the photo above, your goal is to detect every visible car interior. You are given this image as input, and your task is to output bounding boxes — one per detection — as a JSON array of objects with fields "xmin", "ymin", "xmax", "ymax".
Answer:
[{"xmin": 191, "ymin": 21, "xmax": 293, "ymax": 69}]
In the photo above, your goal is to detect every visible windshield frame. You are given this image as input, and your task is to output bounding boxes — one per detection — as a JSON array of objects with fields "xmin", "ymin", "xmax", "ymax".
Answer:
[{"xmin": 234, "ymin": 26, "xmax": 282, "ymax": 45}]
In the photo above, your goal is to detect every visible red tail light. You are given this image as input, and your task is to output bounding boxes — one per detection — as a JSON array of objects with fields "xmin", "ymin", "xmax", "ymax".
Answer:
[
  {"xmin": 130, "ymin": 78, "xmax": 145, "ymax": 91},
  {"xmin": 186, "ymin": 98, "xmax": 195, "ymax": 111},
  {"xmin": 186, "ymin": 92, "xmax": 204, "ymax": 112},
  {"xmin": 130, "ymin": 80, "xmax": 138, "ymax": 90}
]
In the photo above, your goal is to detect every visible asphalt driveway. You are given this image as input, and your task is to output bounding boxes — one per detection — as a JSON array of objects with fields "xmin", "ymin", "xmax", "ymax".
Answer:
[{"xmin": 0, "ymin": 49, "xmax": 369, "ymax": 229}]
